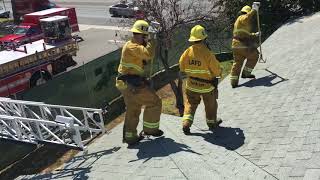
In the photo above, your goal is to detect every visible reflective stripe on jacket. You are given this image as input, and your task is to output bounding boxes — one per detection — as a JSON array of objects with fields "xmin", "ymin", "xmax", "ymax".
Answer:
[
  {"xmin": 179, "ymin": 43, "xmax": 221, "ymax": 93},
  {"xmin": 232, "ymin": 9, "xmax": 257, "ymax": 48},
  {"xmin": 118, "ymin": 39, "xmax": 155, "ymax": 75}
]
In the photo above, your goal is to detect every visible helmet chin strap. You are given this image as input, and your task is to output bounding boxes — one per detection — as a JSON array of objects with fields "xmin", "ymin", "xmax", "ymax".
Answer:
[{"xmin": 204, "ymin": 39, "xmax": 212, "ymax": 51}]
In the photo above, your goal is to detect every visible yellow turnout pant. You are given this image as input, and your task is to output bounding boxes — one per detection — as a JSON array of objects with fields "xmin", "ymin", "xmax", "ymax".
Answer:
[
  {"xmin": 182, "ymin": 89, "xmax": 218, "ymax": 128},
  {"xmin": 230, "ymin": 48, "xmax": 259, "ymax": 85},
  {"xmin": 118, "ymin": 83, "xmax": 162, "ymax": 144}
]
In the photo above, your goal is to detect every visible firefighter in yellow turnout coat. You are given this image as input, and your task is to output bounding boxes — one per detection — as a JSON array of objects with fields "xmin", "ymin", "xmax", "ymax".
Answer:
[
  {"xmin": 116, "ymin": 20, "xmax": 164, "ymax": 145},
  {"xmin": 179, "ymin": 25, "xmax": 222, "ymax": 134},
  {"xmin": 230, "ymin": 3, "xmax": 260, "ymax": 88}
]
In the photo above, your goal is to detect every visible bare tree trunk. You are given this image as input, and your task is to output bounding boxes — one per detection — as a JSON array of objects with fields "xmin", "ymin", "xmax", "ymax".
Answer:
[
  {"xmin": 159, "ymin": 45, "xmax": 184, "ymax": 117},
  {"xmin": 177, "ymin": 75, "xmax": 184, "ymax": 116}
]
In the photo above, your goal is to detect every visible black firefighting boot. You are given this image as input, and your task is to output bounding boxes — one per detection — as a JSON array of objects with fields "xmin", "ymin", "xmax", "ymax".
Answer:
[
  {"xmin": 182, "ymin": 126, "xmax": 191, "ymax": 135},
  {"xmin": 241, "ymin": 72, "xmax": 256, "ymax": 79},
  {"xmin": 142, "ymin": 129, "xmax": 164, "ymax": 137},
  {"xmin": 208, "ymin": 119, "xmax": 223, "ymax": 131},
  {"xmin": 126, "ymin": 135, "xmax": 145, "ymax": 146}
]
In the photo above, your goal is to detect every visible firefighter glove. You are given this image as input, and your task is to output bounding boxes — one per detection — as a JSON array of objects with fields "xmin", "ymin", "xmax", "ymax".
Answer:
[{"xmin": 252, "ymin": 2, "xmax": 260, "ymax": 11}]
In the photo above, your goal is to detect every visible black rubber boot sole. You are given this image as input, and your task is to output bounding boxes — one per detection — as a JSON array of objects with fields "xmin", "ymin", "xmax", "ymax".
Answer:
[
  {"xmin": 241, "ymin": 74, "xmax": 256, "ymax": 79},
  {"xmin": 231, "ymin": 84, "xmax": 238, "ymax": 88},
  {"xmin": 126, "ymin": 135, "xmax": 145, "ymax": 147},
  {"xmin": 141, "ymin": 129, "xmax": 164, "ymax": 137},
  {"xmin": 209, "ymin": 119, "xmax": 223, "ymax": 131},
  {"xmin": 183, "ymin": 126, "xmax": 191, "ymax": 135}
]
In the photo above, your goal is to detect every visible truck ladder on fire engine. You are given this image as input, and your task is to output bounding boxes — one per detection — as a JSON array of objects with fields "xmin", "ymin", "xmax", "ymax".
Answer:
[{"xmin": 0, "ymin": 98, "xmax": 106, "ymax": 150}]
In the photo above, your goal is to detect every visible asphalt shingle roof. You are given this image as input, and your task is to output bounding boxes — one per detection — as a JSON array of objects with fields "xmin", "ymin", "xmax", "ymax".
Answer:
[{"xmin": 19, "ymin": 12, "xmax": 320, "ymax": 180}]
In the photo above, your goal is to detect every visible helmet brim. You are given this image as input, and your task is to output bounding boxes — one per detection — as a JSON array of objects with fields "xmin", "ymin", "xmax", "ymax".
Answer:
[
  {"xmin": 241, "ymin": 10, "xmax": 250, "ymax": 13},
  {"xmin": 188, "ymin": 35, "xmax": 207, "ymax": 42},
  {"xmin": 130, "ymin": 28, "xmax": 149, "ymax": 35}
]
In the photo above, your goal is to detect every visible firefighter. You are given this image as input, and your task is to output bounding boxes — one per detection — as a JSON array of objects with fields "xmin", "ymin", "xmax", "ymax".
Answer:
[
  {"xmin": 230, "ymin": 3, "xmax": 260, "ymax": 88},
  {"xmin": 115, "ymin": 20, "xmax": 164, "ymax": 146},
  {"xmin": 179, "ymin": 25, "xmax": 222, "ymax": 135}
]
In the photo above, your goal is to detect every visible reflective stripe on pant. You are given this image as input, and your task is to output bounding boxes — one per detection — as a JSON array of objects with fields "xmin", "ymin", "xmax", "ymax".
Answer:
[
  {"xmin": 203, "ymin": 89, "xmax": 218, "ymax": 126},
  {"xmin": 120, "ymin": 84, "xmax": 162, "ymax": 143},
  {"xmin": 230, "ymin": 48, "xmax": 259, "ymax": 84},
  {"xmin": 183, "ymin": 88, "xmax": 218, "ymax": 128}
]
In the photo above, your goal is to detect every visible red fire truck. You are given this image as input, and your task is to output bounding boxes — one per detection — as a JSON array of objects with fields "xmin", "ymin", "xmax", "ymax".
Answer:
[
  {"xmin": 0, "ymin": 15, "xmax": 78, "ymax": 97},
  {"xmin": 23, "ymin": 8, "xmax": 79, "ymax": 32},
  {"xmin": 0, "ymin": 8, "xmax": 79, "ymax": 48},
  {"xmin": 11, "ymin": 0, "xmax": 58, "ymax": 22}
]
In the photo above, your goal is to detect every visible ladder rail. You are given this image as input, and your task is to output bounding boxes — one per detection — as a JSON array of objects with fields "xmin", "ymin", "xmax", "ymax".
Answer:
[
  {"xmin": 0, "ymin": 98, "xmax": 106, "ymax": 150},
  {"xmin": 17, "ymin": 121, "xmax": 37, "ymax": 142},
  {"xmin": 0, "ymin": 123, "xmax": 19, "ymax": 141},
  {"xmin": 0, "ymin": 98, "xmax": 103, "ymax": 112},
  {"xmin": 62, "ymin": 108, "xmax": 85, "ymax": 126},
  {"xmin": 0, "ymin": 115, "xmax": 85, "ymax": 149},
  {"xmin": 1, "ymin": 119, "xmax": 17, "ymax": 135},
  {"xmin": 0, "ymin": 98, "xmax": 105, "ymax": 133}
]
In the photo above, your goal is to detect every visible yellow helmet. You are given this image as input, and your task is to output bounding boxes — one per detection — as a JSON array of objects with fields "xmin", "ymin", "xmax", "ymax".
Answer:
[
  {"xmin": 241, "ymin": 5, "xmax": 251, "ymax": 13},
  {"xmin": 188, "ymin": 25, "xmax": 208, "ymax": 42},
  {"xmin": 130, "ymin": 20, "xmax": 149, "ymax": 35}
]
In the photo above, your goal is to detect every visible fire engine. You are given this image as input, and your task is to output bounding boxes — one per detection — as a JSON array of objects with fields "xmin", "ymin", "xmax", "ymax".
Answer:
[
  {"xmin": 0, "ymin": 8, "xmax": 79, "ymax": 48},
  {"xmin": 11, "ymin": 0, "xmax": 58, "ymax": 22},
  {"xmin": 0, "ymin": 15, "xmax": 78, "ymax": 97}
]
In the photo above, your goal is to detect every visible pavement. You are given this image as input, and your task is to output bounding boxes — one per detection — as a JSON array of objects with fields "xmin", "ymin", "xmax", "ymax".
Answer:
[
  {"xmin": 3, "ymin": 0, "xmax": 126, "ymax": 26},
  {"xmin": 70, "ymin": 25, "xmax": 129, "ymax": 68},
  {"xmin": 17, "ymin": 12, "xmax": 320, "ymax": 180}
]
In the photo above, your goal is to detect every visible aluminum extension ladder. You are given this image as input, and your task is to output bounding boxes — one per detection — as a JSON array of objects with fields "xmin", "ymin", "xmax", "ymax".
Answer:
[{"xmin": 0, "ymin": 98, "xmax": 106, "ymax": 150}]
